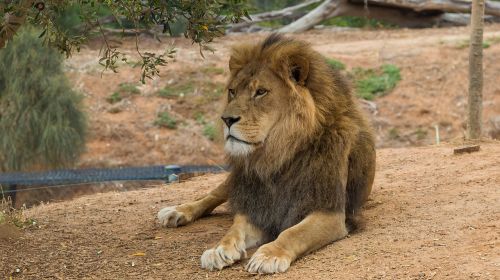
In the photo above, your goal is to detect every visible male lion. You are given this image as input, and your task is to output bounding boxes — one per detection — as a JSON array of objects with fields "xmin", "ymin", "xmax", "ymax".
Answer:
[{"xmin": 157, "ymin": 34, "xmax": 376, "ymax": 274}]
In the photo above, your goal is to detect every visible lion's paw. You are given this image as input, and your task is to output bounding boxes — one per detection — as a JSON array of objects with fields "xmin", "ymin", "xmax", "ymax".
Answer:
[
  {"xmin": 245, "ymin": 243, "xmax": 292, "ymax": 274},
  {"xmin": 157, "ymin": 206, "xmax": 192, "ymax": 228},
  {"xmin": 201, "ymin": 242, "xmax": 246, "ymax": 271}
]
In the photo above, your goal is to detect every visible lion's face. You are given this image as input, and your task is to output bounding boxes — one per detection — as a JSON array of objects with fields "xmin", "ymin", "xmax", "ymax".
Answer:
[
  {"xmin": 222, "ymin": 64, "xmax": 288, "ymax": 156},
  {"xmin": 222, "ymin": 35, "xmax": 325, "ymax": 168}
]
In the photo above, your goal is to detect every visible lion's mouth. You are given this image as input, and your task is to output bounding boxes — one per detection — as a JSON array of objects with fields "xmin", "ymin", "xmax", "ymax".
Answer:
[{"xmin": 227, "ymin": 135, "xmax": 258, "ymax": 145}]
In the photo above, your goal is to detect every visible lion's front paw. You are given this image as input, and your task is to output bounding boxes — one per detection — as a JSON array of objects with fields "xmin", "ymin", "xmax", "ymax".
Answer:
[
  {"xmin": 246, "ymin": 243, "xmax": 292, "ymax": 274},
  {"xmin": 157, "ymin": 206, "xmax": 192, "ymax": 228},
  {"xmin": 201, "ymin": 241, "xmax": 246, "ymax": 271}
]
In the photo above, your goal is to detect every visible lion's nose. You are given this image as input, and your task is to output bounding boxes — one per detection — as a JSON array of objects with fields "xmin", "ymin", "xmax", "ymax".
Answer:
[{"xmin": 221, "ymin": 115, "xmax": 241, "ymax": 128}]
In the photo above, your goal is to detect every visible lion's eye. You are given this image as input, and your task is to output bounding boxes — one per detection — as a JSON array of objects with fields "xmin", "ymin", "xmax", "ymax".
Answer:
[
  {"xmin": 228, "ymin": 89, "xmax": 235, "ymax": 99},
  {"xmin": 255, "ymin": 88, "xmax": 268, "ymax": 98}
]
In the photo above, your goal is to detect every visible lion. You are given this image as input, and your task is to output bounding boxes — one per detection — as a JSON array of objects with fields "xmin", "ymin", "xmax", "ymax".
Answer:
[{"xmin": 157, "ymin": 34, "xmax": 376, "ymax": 274}]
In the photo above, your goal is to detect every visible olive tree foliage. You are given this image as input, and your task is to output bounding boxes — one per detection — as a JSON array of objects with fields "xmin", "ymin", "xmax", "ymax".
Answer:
[
  {"xmin": 0, "ymin": 27, "xmax": 87, "ymax": 172},
  {"xmin": 0, "ymin": 0, "xmax": 250, "ymax": 83}
]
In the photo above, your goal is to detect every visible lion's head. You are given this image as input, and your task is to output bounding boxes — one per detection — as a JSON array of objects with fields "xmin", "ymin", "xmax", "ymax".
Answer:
[{"xmin": 222, "ymin": 34, "xmax": 352, "ymax": 174}]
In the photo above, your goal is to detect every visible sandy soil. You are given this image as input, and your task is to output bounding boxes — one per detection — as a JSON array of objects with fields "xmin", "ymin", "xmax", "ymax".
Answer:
[
  {"xmin": 1, "ymin": 142, "xmax": 499, "ymax": 279},
  {"xmin": 12, "ymin": 23, "xmax": 500, "ymax": 206}
]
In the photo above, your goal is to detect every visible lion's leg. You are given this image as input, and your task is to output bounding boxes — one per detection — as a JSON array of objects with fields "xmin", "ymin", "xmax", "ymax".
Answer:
[
  {"xmin": 158, "ymin": 181, "xmax": 229, "ymax": 227},
  {"xmin": 201, "ymin": 214, "xmax": 265, "ymax": 270},
  {"xmin": 246, "ymin": 211, "xmax": 347, "ymax": 274}
]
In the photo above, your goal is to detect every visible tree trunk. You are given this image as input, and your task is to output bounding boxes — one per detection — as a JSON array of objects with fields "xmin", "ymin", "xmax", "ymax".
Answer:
[
  {"xmin": 279, "ymin": 0, "xmax": 341, "ymax": 33},
  {"xmin": 467, "ymin": 0, "xmax": 485, "ymax": 139}
]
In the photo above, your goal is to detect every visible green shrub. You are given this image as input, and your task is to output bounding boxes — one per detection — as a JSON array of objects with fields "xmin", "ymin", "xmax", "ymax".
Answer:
[
  {"xmin": 106, "ymin": 83, "xmax": 140, "ymax": 104},
  {"xmin": 354, "ymin": 64, "xmax": 401, "ymax": 100},
  {"xmin": 456, "ymin": 39, "xmax": 492, "ymax": 49},
  {"xmin": 117, "ymin": 83, "xmax": 140, "ymax": 95},
  {"xmin": 325, "ymin": 58, "xmax": 346, "ymax": 71},
  {"xmin": 157, "ymin": 81, "xmax": 194, "ymax": 98},
  {"xmin": 0, "ymin": 27, "xmax": 86, "ymax": 172},
  {"xmin": 0, "ymin": 198, "xmax": 37, "ymax": 228},
  {"xmin": 203, "ymin": 124, "xmax": 217, "ymax": 141},
  {"xmin": 249, "ymin": 0, "xmax": 304, "ymax": 13},
  {"xmin": 194, "ymin": 112, "xmax": 207, "ymax": 124},
  {"xmin": 154, "ymin": 112, "xmax": 177, "ymax": 129},
  {"xmin": 415, "ymin": 128, "xmax": 428, "ymax": 140},
  {"xmin": 54, "ymin": 4, "xmax": 113, "ymax": 36},
  {"xmin": 106, "ymin": 92, "xmax": 123, "ymax": 104},
  {"xmin": 388, "ymin": 128, "xmax": 400, "ymax": 140},
  {"xmin": 322, "ymin": 16, "xmax": 396, "ymax": 28},
  {"xmin": 257, "ymin": 19, "xmax": 286, "ymax": 28}
]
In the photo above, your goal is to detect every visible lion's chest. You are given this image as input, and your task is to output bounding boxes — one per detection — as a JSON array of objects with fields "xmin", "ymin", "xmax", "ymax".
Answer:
[
  {"xmin": 228, "ymin": 172, "xmax": 343, "ymax": 239},
  {"xmin": 229, "ymin": 180, "xmax": 298, "ymax": 239}
]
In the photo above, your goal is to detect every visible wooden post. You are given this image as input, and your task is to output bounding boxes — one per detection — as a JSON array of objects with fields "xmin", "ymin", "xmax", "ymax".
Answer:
[{"xmin": 467, "ymin": 0, "xmax": 485, "ymax": 139}]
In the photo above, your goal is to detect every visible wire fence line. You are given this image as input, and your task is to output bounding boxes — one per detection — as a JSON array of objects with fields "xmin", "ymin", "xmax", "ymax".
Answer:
[{"xmin": 0, "ymin": 165, "xmax": 227, "ymax": 194}]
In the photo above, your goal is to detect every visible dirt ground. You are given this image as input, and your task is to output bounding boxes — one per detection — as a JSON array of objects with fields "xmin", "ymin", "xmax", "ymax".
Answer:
[
  {"xmin": 1, "ymin": 142, "xmax": 499, "ymax": 279},
  {"xmin": 12, "ymin": 23, "xmax": 500, "ymax": 207}
]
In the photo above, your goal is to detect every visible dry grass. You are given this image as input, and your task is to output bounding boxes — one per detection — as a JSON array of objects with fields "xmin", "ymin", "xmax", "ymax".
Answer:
[{"xmin": 0, "ymin": 187, "xmax": 37, "ymax": 228}]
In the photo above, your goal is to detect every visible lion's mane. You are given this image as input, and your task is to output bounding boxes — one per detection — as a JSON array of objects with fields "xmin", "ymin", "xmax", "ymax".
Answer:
[{"xmin": 226, "ymin": 34, "xmax": 376, "ymax": 239}]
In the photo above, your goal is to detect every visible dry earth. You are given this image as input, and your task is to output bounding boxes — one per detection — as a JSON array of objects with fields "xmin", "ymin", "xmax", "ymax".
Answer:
[
  {"xmin": 1, "ymin": 142, "xmax": 499, "ymax": 279},
  {"xmin": 13, "ymin": 24, "xmax": 500, "ymax": 206}
]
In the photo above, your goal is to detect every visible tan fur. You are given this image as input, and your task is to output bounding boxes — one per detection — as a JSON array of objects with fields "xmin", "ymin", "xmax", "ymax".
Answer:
[
  {"xmin": 246, "ymin": 212, "xmax": 347, "ymax": 274},
  {"xmin": 157, "ymin": 181, "xmax": 228, "ymax": 227},
  {"xmin": 158, "ymin": 34, "xmax": 376, "ymax": 274},
  {"xmin": 201, "ymin": 214, "xmax": 264, "ymax": 270}
]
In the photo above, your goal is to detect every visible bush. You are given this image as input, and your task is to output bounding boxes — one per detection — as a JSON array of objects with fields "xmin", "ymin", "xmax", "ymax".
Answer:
[
  {"xmin": 325, "ymin": 58, "xmax": 346, "ymax": 71},
  {"xmin": 157, "ymin": 81, "xmax": 194, "ymax": 98},
  {"xmin": 353, "ymin": 64, "xmax": 401, "ymax": 100},
  {"xmin": 322, "ymin": 16, "xmax": 396, "ymax": 28},
  {"xmin": 0, "ymin": 198, "xmax": 37, "ymax": 228},
  {"xmin": 456, "ymin": 39, "xmax": 492, "ymax": 49},
  {"xmin": 0, "ymin": 27, "xmax": 86, "ymax": 172},
  {"xmin": 106, "ymin": 92, "xmax": 123, "ymax": 104},
  {"xmin": 154, "ymin": 112, "xmax": 177, "ymax": 129},
  {"xmin": 203, "ymin": 124, "xmax": 217, "ymax": 141},
  {"xmin": 106, "ymin": 83, "xmax": 140, "ymax": 104},
  {"xmin": 117, "ymin": 83, "xmax": 140, "ymax": 95}
]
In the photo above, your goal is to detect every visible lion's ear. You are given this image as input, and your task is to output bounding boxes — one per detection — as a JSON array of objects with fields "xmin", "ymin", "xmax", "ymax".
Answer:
[{"xmin": 289, "ymin": 55, "xmax": 309, "ymax": 86}]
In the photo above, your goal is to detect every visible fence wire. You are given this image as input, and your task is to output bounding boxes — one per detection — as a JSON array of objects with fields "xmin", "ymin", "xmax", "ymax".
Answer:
[{"xmin": 0, "ymin": 165, "xmax": 227, "ymax": 194}]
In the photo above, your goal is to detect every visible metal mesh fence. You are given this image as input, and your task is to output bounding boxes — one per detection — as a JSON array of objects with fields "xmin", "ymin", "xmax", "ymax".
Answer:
[{"xmin": 0, "ymin": 165, "xmax": 227, "ymax": 193}]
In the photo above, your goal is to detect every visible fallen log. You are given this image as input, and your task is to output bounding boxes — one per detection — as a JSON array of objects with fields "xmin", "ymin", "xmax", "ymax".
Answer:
[
  {"xmin": 277, "ymin": 0, "xmax": 500, "ymax": 33},
  {"xmin": 279, "ymin": 0, "xmax": 341, "ymax": 33},
  {"xmin": 227, "ymin": 0, "xmax": 321, "ymax": 32},
  {"xmin": 351, "ymin": 0, "xmax": 500, "ymax": 17}
]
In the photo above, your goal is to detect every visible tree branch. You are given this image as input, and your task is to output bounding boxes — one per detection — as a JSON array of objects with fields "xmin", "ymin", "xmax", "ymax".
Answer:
[{"xmin": 0, "ymin": 0, "xmax": 35, "ymax": 48}]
